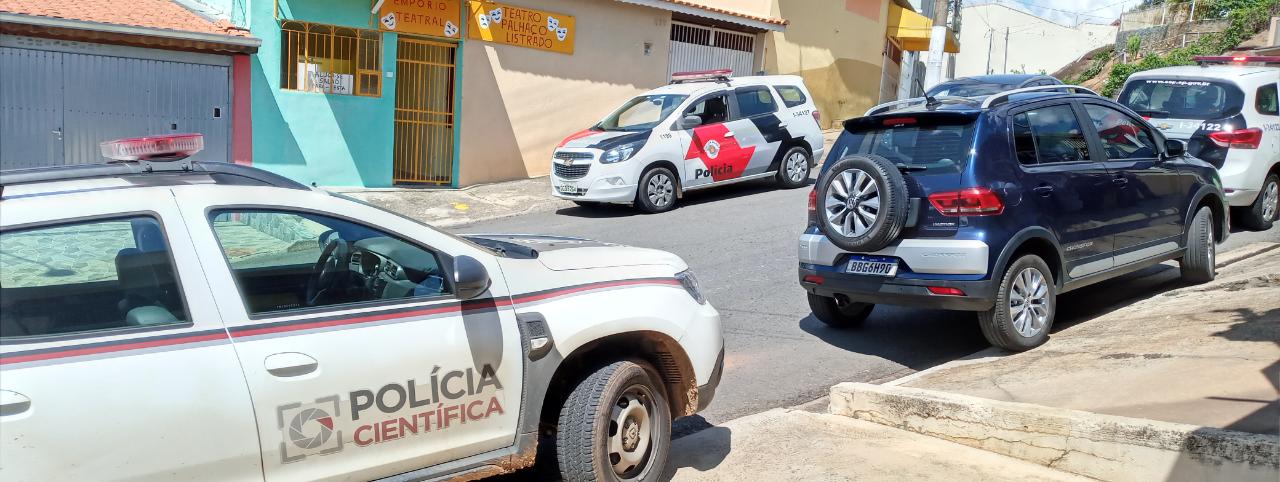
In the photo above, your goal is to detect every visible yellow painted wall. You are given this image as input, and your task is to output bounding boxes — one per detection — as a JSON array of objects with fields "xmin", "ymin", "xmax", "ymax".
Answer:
[
  {"xmin": 763, "ymin": 0, "xmax": 890, "ymax": 128},
  {"xmin": 458, "ymin": 0, "xmax": 671, "ymax": 185}
]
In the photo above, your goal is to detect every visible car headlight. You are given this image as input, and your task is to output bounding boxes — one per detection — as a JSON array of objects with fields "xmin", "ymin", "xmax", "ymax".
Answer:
[
  {"xmin": 601, "ymin": 140, "xmax": 645, "ymax": 164},
  {"xmin": 675, "ymin": 269, "xmax": 706, "ymax": 304}
]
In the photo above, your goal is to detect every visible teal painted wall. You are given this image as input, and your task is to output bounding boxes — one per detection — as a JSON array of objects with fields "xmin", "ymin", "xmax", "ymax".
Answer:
[{"xmin": 248, "ymin": 0, "xmax": 398, "ymax": 187}]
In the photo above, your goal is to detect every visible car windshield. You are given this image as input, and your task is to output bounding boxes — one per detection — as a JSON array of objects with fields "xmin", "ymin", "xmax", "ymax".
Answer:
[
  {"xmin": 597, "ymin": 94, "xmax": 688, "ymax": 131},
  {"xmin": 927, "ymin": 82, "xmax": 1021, "ymax": 98},
  {"xmin": 1119, "ymin": 79, "xmax": 1244, "ymax": 119},
  {"xmin": 831, "ymin": 116, "xmax": 976, "ymax": 175}
]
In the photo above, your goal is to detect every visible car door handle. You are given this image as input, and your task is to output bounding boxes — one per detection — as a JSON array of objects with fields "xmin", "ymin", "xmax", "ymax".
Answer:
[
  {"xmin": 265, "ymin": 352, "xmax": 319, "ymax": 378},
  {"xmin": 1112, "ymin": 177, "xmax": 1129, "ymax": 187},
  {"xmin": 1033, "ymin": 185, "xmax": 1054, "ymax": 196},
  {"xmin": 723, "ymin": 131, "xmax": 735, "ymax": 138},
  {"xmin": 0, "ymin": 390, "xmax": 32, "ymax": 416}
]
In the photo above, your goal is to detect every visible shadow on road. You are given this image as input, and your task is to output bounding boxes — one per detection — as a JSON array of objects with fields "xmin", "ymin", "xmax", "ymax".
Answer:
[
  {"xmin": 670, "ymin": 426, "xmax": 733, "ymax": 472},
  {"xmin": 799, "ymin": 306, "xmax": 988, "ymax": 372},
  {"xmin": 554, "ymin": 178, "xmax": 815, "ymax": 219},
  {"xmin": 1049, "ymin": 263, "xmax": 1187, "ymax": 334},
  {"xmin": 801, "ymin": 262, "xmax": 1198, "ymax": 367}
]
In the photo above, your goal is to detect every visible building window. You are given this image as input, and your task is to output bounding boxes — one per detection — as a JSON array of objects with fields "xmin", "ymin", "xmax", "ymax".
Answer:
[{"xmin": 280, "ymin": 21, "xmax": 381, "ymax": 96}]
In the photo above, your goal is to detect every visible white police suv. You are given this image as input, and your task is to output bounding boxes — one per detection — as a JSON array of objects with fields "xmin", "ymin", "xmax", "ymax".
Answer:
[
  {"xmin": 0, "ymin": 135, "xmax": 722, "ymax": 482},
  {"xmin": 551, "ymin": 70, "xmax": 825, "ymax": 212},
  {"xmin": 1119, "ymin": 56, "xmax": 1280, "ymax": 229}
]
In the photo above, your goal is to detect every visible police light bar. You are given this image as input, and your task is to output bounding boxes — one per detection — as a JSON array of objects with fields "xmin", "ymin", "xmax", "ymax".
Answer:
[
  {"xmin": 1193, "ymin": 56, "xmax": 1280, "ymax": 65},
  {"xmin": 100, "ymin": 134, "xmax": 204, "ymax": 161},
  {"xmin": 670, "ymin": 69, "xmax": 732, "ymax": 83}
]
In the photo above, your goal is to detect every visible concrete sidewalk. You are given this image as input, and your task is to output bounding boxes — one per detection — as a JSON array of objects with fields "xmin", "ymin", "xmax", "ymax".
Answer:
[
  {"xmin": 826, "ymin": 244, "xmax": 1280, "ymax": 481},
  {"xmin": 894, "ymin": 243, "xmax": 1280, "ymax": 435},
  {"xmin": 337, "ymin": 129, "xmax": 844, "ymax": 228},
  {"xmin": 669, "ymin": 409, "xmax": 1088, "ymax": 481}
]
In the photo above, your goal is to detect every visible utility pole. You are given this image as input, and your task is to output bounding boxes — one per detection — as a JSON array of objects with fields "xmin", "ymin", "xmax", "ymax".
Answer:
[
  {"xmin": 985, "ymin": 29, "xmax": 994, "ymax": 75},
  {"xmin": 1189, "ymin": 0, "xmax": 1196, "ymax": 22},
  {"xmin": 1003, "ymin": 27, "xmax": 1010, "ymax": 74},
  {"xmin": 923, "ymin": 0, "xmax": 949, "ymax": 89}
]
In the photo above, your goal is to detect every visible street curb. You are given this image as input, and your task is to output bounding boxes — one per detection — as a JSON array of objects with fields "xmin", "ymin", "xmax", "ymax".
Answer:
[
  {"xmin": 829, "ymin": 383, "xmax": 1280, "ymax": 482},
  {"xmin": 1215, "ymin": 241, "xmax": 1280, "ymax": 269}
]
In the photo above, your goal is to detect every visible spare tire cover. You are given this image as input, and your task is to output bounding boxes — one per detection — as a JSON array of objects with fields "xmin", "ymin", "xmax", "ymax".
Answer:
[{"xmin": 814, "ymin": 154, "xmax": 909, "ymax": 252}]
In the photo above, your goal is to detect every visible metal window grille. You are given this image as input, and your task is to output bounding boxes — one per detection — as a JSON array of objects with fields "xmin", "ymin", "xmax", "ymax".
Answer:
[
  {"xmin": 280, "ymin": 21, "xmax": 381, "ymax": 97},
  {"xmin": 670, "ymin": 23, "xmax": 753, "ymax": 53},
  {"xmin": 668, "ymin": 22, "xmax": 756, "ymax": 78}
]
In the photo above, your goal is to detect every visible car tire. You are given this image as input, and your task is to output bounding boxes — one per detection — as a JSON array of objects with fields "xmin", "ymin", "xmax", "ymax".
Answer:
[
  {"xmin": 808, "ymin": 293, "xmax": 874, "ymax": 329},
  {"xmin": 978, "ymin": 255, "xmax": 1056, "ymax": 352},
  {"xmin": 1238, "ymin": 173, "xmax": 1278, "ymax": 231},
  {"xmin": 557, "ymin": 360, "xmax": 673, "ymax": 482},
  {"xmin": 1180, "ymin": 206, "xmax": 1217, "ymax": 284},
  {"xmin": 775, "ymin": 146, "xmax": 812, "ymax": 189},
  {"xmin": 813, "ymin": 155, "xmax": 909, "ymax": 252},
  {"xmin": 635, "ymin": 166, "xmax": 678, "ymax": 214}
]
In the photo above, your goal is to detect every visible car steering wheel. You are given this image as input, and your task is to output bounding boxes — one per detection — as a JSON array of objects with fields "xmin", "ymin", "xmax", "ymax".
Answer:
[{"xmin": 305, "ymin": 237, "xmax": 350, "ymax": 306}]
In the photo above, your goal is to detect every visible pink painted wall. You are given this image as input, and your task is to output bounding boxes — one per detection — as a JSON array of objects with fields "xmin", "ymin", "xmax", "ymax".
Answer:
[{"xmin": 232, "ymin": 54, "xmax": 253, "ymax": 166}]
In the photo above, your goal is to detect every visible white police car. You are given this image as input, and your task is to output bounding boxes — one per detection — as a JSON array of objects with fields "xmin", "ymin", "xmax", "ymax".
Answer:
[
  {"xmin": 1119, "ymin": 56, "xmax": 1280, "ymax": 229},
  {"xmin": 551, "ymin": 70, "xmax": 825, "ymax": 212},
  {"xmin": 0, "ymin": 135, "xmax": 722, "ymax": 482}
]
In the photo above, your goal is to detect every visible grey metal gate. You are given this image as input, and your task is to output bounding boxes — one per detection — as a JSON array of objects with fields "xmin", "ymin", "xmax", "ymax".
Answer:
[
  {"xmin": 668, "ymin": 22, "xmax": 757, "ymax": 78},
  {"xmin": 1, "ymin": 43, "xmax": 230, "ymax": 170}
]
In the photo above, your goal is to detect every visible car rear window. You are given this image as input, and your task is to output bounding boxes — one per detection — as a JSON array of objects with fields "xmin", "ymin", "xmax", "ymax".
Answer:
[
  {"xmin": 1119, "ymin": 79, "xmax": 1244, "ymax": 119},
  {"xmin": 774, "ymin": 85, "xmax": 807, "ymax": 108},
  {"xmin": 831, "ymin": 115, "xmax": 976, "ymax": 175}
]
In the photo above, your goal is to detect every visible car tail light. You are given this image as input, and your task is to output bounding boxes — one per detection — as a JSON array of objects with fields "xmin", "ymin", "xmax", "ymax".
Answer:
[
  {"xmin": 807, "ymin": 187, "xmax": 820, "ymax": 226},
  {"xmin": 927, "ymin": 286, "xmax": 965, "ymax": 296},
  {"xmin": 1208, "ymin": 128, "xmax": 1262, "ymax": 149},
  {"xmin": 803, "ymin": 275, "xmax": 825, "ymax": 285},
  {"xmin": 928, "ymin": 187, "xmax": 1005, "ymax": 216},
  {"xmin": 812, "ymin": 109, "xmax": 821, "ymax": 123},
  {"xmin": 882, "ymin": 117, "xmax": 917, "ymax": 127},
  {"xmin": 100, "ymin": 134, "xmax": 204, "ymax": 161}
]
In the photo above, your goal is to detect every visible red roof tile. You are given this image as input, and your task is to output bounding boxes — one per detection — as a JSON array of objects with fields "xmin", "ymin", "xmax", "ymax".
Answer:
[{"xmin": 0, "ymin": 0, "xmax": 249, "ymax": 37}]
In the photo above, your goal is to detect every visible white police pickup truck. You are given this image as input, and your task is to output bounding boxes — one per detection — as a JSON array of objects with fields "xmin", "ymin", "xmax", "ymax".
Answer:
[
  {"xmin": 1119, "ymin": 56, "xmax": 1280, "ymax": 229},
  {"xmin": 0, "ymin": 135, "xmax": 723, "ymax": 482}
]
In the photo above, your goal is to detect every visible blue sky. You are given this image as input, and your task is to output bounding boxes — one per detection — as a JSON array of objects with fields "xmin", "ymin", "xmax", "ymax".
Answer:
[{"xmin": 968, "ymin": 0, "xmax": 1141, "ymax": 27}]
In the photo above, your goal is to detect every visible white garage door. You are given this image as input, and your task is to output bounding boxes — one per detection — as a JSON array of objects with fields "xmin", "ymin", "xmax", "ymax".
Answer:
[
  {"xmin": 668, "ymin": 22, "xmax": 757, "ymax": 78},
  {"xmin": 1, "ymin": 39, "xmax": 231, "ymax": 170}
]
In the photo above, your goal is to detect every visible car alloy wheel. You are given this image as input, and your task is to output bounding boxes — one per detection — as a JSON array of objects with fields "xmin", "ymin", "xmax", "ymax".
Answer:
[
  {"xmin": 646, "ymin": 173, "xmax": 674, "ymax": 208},
  {"xmin": 609, "ymin": 386, "xmax": 656, "ymax": 479},
  {"xmin": 1008, "ymin": 267, "xmax": 1051, "ymax": 338},
  {"xmin": 785, "ymin": 151, "xmax": 809, "ymax": 183},
  {"xmin": 1263, "ymin": 180, "xmax": 1278, "ymax": 222},
  {"xmin": 824, "ymin": 168, "xmax": 881, "ymax": 237}
]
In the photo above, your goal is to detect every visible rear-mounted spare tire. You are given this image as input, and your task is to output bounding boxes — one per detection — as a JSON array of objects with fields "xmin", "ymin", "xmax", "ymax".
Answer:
[{"xmin": 814, "ymin": 154, "xmax": 909, "ymax": 252}]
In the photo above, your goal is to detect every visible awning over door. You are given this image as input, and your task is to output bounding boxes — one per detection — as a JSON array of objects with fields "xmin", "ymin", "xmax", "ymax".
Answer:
[{"xmin": 887, "ymin": 4, "xmax": 959, "ymax": 53}]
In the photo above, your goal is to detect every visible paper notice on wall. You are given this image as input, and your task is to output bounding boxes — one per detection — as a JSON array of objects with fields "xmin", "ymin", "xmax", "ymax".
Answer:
[{"xmin": 299, "ymin": 63, "xmax": 354, "ymax": 95}]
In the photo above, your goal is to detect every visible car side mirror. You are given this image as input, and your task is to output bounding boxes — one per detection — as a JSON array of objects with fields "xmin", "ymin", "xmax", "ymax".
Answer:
[
  {"xmin": 677, "ymin": 114, "xmax": 702, "ymax": 130},
  {"xmin": 1164, "ymin": 139, "xmax": 1185, "ymax": 158},
  {"xmin": 453, "ymin": 255, "xmax": 491, "ymax": 300}
]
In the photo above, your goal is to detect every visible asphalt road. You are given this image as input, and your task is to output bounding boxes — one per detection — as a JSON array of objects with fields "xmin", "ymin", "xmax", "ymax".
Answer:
[{"xmin": 458, "ymin": 177, "xmax": 1280, "ymax": 430}]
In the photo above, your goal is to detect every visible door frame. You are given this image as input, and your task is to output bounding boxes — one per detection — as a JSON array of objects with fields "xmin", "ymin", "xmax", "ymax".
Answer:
[{"xmin": 392, "ymin": 35, "xmax": 460, "ymax": 187}]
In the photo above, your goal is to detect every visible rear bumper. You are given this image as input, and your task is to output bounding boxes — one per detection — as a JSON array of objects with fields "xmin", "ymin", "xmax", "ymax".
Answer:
[
  {"xmin": 799, "ymin": 266, "xmax": 998, "ymax": 311},
  {"xmin": 797, "ymin": 234, "xmax": 990, "ymax": 275}
]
